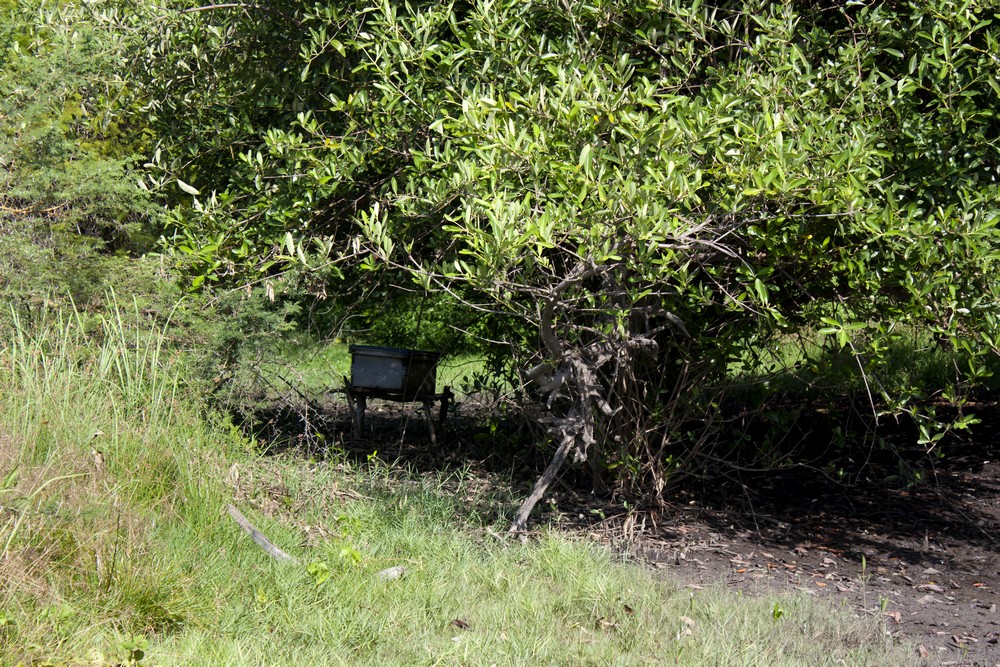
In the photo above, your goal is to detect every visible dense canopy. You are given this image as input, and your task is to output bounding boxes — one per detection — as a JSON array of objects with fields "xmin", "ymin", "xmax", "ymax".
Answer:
[{"xmin": 4, "ymin": 0, "xmax": 1000, "ymax": 501}]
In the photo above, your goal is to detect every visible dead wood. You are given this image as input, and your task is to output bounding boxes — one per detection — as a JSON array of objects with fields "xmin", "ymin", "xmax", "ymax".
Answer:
[
  {"xmin": 227, "ymin": 504, "xmax": 299, "ymax": 563},
  {"xmin": 509, "ymin": 432, "xmax": 575, "ymax": 534}
]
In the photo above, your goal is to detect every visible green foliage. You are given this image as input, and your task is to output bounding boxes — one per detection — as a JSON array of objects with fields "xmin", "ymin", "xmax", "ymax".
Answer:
[
  {"xmin": 0, "ymin": 0, "xmax": 163, "ymax": 346},
  {"xmin": 115, "ymin": 0, "xmax": 337, "ymax": 280},
  {"xmin": 117, "ymin": 1, "xmax": 1000, "ymax": 495},
  {"xmin": 349, "ymin": 286, "xmax": 488, "ymax": 354},
  {"xmin": 119, "ymin": 635, "xmax": 148, "ymax": 665},
  {"xmin": 0, "ymin": 225, "xmax": 172, "ymax": 328},
  {"xmin": 0, "ymin": 0, "xmax": 153, "ymax": 249}
]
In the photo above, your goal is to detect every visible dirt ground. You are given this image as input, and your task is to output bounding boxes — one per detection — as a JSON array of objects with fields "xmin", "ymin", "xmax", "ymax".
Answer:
[
  {"xmin": 542, "ymin": 409, "xmax": 1000, "ymax": 667},
  {"xmin": 613, "ymin": 466, "xmax": 999, "ymax": 667},
  {"xmin": 251, "ymin": 396, "xmax": 1000, "ymax": 666}
]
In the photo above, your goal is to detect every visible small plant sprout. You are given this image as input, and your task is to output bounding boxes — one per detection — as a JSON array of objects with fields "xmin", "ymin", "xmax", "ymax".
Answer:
[
  {"xmin": 253, "ymin": 587, "xmax": 272, "ymax": 614},
  {"xmin": 119, "ymin": 636, "xmax": 148, "ymax": 665},
  {"xmin": 338, "ymin": 544, "xmax": 362, "ymax": 565},
  {"xmin": 772, "ymin": 602, "xmax": 785, "ymax": 621},
  {"xmin": 307, "ymin": 560, "xmax": 331, "ymax": 586}
]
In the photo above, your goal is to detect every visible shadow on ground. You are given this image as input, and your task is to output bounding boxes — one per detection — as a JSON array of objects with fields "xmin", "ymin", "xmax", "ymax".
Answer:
[
  {"xmin": 235, "ymin": 393, "xmax": 1000, "ymax": 665},
  {"xmin": 600, "ymin": 405, "xmax": 1000, "ymax": 667}
]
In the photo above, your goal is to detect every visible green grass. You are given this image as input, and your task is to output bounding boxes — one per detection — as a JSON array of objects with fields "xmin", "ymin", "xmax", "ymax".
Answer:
[{"xmin": 0, "ymin": 301, "xmax": 913, "ymax": 666}]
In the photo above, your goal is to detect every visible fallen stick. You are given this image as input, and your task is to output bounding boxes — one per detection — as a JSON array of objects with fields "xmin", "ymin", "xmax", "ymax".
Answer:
[{"xmin": 226, "ymin": 504, "xmax": 299, "ymax": 564}]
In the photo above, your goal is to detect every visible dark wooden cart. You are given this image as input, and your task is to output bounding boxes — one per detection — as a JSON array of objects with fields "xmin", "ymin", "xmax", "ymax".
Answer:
[{"xmin": 344, "ymin": 345, "xmax": 453, "ymax": 443}]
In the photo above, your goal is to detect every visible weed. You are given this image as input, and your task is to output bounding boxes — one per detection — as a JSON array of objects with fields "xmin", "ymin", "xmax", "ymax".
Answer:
[
  {"xmin": 118, "ymin": 635, "xmax": 148, "ymax": 665},
  {"xmin": 306, "ymin": 560, "xmax": 332, "ymax": 586}
]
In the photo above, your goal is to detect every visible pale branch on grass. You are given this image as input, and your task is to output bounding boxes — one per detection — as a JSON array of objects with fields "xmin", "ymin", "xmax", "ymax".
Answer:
[{"xmin": 226, "ymin": 504, "xmax": 299, "ymax": 563}]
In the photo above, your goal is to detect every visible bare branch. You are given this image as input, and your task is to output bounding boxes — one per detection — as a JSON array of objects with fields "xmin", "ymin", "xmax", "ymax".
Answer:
[{"xmin": 227, "ymin": 504, "xmax": 299, "ymax": 563}]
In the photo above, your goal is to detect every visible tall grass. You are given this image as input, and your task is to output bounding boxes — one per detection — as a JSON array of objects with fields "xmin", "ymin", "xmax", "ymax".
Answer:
[
  {"xmin": 0, "ymin": 299, "xmax": 235, "ymax": 662},
  {"xmin": 0, "ymin": 300, "xmax": 913, "ymax": 665}
]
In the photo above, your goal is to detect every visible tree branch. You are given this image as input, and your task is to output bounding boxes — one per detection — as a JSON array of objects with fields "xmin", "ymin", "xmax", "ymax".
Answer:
[
  {"xmin": 227, "ymin": 504, "xmax": 299, "ymax": 563},
  {"xmin": 509, "ymin": 431, "xmax": 575, "ymax": 533}
]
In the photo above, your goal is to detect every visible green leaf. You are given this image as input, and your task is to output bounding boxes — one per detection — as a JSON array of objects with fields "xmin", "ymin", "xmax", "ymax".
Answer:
[
  {"xmin": 177, "ymin": 179, "xmax": 200, "ymax": 196},
  {"xmin": 579, "ymin": 144, "xmax": 592, "ymax": 173},
  {"xmin": 0, "ymin": 466, "xmax": 18, "ymax": 492},
  {"xmin": 753, "ymin": 278, "xmax": 768, "ymax": 305}
]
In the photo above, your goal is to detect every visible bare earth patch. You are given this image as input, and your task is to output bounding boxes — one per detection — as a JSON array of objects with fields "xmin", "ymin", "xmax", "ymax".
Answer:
[{"xmin": 546, "ymin": 417, "xmax": 1000, "ymax": 667}]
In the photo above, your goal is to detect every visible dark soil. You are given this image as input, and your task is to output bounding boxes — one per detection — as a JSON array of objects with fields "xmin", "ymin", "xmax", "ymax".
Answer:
[
  {"xmin": 544, "ymin": 405, "xmax": 1000, "ymax": 667},
  {"xmin": 243, "ymin": 395, "xmax": 1000, "ymax": 666},
  {"xmin": 612, "ymin": 463, "xmax": 1000, "ymax": 666}
]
